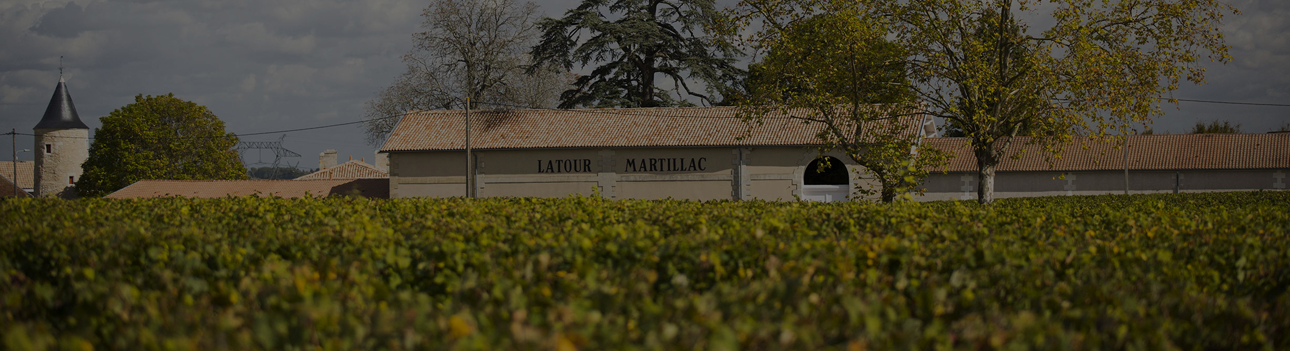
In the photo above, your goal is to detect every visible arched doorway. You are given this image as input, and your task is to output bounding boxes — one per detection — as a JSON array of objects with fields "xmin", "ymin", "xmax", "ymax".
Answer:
[{"xmin": 801, "ymin": 156, "xmax": 850, "ymax": 202}]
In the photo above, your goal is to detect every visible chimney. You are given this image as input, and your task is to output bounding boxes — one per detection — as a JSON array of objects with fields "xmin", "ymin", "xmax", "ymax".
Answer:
[
  {"xmin": 374, "ymin": 151, "xmax": 389, "ymax": 172},
  {"xmin": 319, "ymin": 149, "xmax": 337, "ymax": 170}
]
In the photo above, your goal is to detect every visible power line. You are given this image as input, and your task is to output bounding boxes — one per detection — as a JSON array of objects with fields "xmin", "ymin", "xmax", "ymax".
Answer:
[
  {"xmin": 3, "ymin": 113, "xmax": 407, "ymax": 141},
  {"xmin": 468, "ymin": 101, "xmax": 858, "ymax": 121},
  {"xmin": 5, "ymin": 97, "xmax": 1285, "ymax": 142},
  {"xmin": 468, "ymin": 101, "xmax": 764, "ymax": 119},
  {"xmin": 236, "ymin": 114, "xmax": 402, "ymax": 137},
  {"xmin": 1174, "ymin": 98, "xmax": 1290, "ymax": 107}
]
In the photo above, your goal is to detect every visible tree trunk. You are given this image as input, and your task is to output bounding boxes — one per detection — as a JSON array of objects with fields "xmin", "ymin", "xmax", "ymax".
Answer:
[
  {"xmin": 640, "ymin": 57, "xmax": 655, "ymax": 107},
  {"xmin": 975, "ymin": 148, "xmax": 998, "ymax": 204},
  {"xmin": 880, "ymin": 186, "xmax": 896, "ymax": 203},
  {"xmin": 639, "ymin": 1, "xmax": 659, "ymax": 107}
]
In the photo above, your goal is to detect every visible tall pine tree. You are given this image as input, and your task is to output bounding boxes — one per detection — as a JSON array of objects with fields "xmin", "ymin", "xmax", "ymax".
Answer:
[{"xmin": 530, "ymin": 0, "xmax": 743, "ymax": 108}]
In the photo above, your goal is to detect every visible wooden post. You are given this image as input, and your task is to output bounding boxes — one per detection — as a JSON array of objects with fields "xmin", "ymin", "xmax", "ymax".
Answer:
[
  {"xmin": 1123, "ymin": 135, "xmax": 1129, "ymax": 195},
  {"xmin": 465, "ymin": 97, "xmax": 473, "ymax": 198},
  {"xmin": 10, "ymin": 129, "xmax": 17, "ymax": 197}
]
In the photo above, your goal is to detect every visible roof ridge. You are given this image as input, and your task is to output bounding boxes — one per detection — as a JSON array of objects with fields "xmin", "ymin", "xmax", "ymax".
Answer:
[
  {"xmin": 337, "ymin": 159, "xmax": 379, "ymax": 167},
  {"xmin": 924, "ymin": 133, "xmax": 1290, "ymax": 172},
  {"xmin": 135, "ymin": 179, "xmax": 323, "ymax": 183},
  {"xmin": 408, "ymin": 105, "xmax": 741, "ymax": 113},
  {"xmin": 383, "ymin": 106, "xmax": 926, "ymax": 152},
  {"xmin": 294, "ymin": 161, "xmax": 388, "ymax": 180}
]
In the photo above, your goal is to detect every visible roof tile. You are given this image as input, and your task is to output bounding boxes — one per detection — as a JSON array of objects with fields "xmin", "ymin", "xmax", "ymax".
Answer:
[
  {"xmin": 381, "ymin": 106, "xmax": 929, "ymax": 152},
  {"xmin": 925, "ymin": 134, "xmax": 1290, "ymax": 172},
  {"xmin": 0, "ymin": 175, "xmax": 29, "ymax": 197},
  {"xmin": 296, "ymin": 160, "xmax": 387, "ymax": 180},
  {"xmin": 0, "ymin": 161, "xmax": 34, "ymax": 189},
  {"xmin": 105, "ymin": 179, "xmax": 388, "ymax": 199}
]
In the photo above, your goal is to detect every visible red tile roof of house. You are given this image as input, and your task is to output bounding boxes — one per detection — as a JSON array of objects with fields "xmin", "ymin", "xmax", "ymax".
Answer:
[
  {"xmin": 104, "ymin": 179, "xmax": 388, "ymax": 199},
  {"xmin": 0, "ymin": 175, "xmax": 30, "ymax": 197},
  {"xmin": 925, "ymin": 133, "xmax": 1290, "ymax": 172},
  {"xmin": 0, "ymin": 161, "xmax": 34, "ymax": 189},
  {"xmin": 381, "ymin": 106, "xmax": 932, "ymax": 152},
  {"xmin": 296, "ymin": 160, "xmax": 387, "ymax": 180}
]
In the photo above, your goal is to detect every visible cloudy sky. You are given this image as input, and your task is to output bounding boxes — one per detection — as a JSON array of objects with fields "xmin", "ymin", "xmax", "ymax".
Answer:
[{"xmin": 1, "ymin": 0, "xmax": 1287, "ymax": 168}]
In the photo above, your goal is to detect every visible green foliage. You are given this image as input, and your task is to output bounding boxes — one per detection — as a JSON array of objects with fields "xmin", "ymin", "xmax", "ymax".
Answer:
[
  {"xmin": 529, "ymin": 0, "xmax": 743, "ymax": 108},
  {"xmin": 247, "ymin": 166, "xmax": 311, "ymax": 180},
  {"xmin": 736, "ymin": 12, "xmax": 948, "ymax": 202},
  {"xmin": 745, "ymin": 13, "xmax": 910, "ymax": 106},
  {"xmin": 77, "ymin": 94, "xmax": 247, "ymax": 197},
  {"xmin": 2, "ymin": 192, "xmax": 1289, "ymax": 350},
  {"xmin": 1190, "ymin": 120, "xmax": 1242, "ymax": 134},
  {"xmin": 731, "ymin": 0, "xmax": 1237, "ymax": 204}
]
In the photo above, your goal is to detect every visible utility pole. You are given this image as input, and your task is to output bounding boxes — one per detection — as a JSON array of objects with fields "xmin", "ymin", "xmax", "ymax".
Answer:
[
  {"xmin": 10, "ymin": 129, "xmax": 17, "ymax": 198},
  {"xmin": 465, "ymin": 97, "xmax": 473, "ymax": 198},
  {"xmin": 1123, "ymin": 135, "xmax": 1129, "ymax": 195}
]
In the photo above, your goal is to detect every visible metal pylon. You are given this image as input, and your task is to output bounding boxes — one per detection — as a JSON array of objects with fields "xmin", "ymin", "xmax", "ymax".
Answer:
[{"xmin": 235, "ymin": 135, "xmax": 302, "ymax": 179}]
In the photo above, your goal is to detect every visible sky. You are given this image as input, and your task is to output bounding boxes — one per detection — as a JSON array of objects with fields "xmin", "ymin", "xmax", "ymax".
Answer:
[{"xmin": 1, "ymin": 0, "xmax": 1287, "ymax": 168}]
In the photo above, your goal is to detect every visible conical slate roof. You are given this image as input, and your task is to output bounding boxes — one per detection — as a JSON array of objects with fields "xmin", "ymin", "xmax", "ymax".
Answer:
[{"xmin": 33, "ymin": 77, "xmax": 88, "ymax": 130}]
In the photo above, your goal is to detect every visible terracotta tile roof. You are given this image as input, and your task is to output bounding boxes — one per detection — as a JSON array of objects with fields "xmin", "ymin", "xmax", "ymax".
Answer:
[
  {"xmin": 925, "ymin": 133, "xmax": 1290, "ymax": 172},
  {"xmin": 381, "ymin": 106, "xmax": 931, "ymax": 152},
  {"xmin": 0, "ymin": 161, "xmax": 34, "ymax": 189},
  {"xmin": 104, "ymin": 179, "xmax": 389, "ymax": 199},
  {"xmin": 296, "ymin": 160, "xmax": 387, "ymax": 180},
  {"xmin": 0, "ymin": 175, "xmax": 30, "ymax": 197}
]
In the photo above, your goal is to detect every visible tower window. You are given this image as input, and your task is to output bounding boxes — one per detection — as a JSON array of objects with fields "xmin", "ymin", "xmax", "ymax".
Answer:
[
  {"xmin": 45, "ymin": 144, "xmax": 52, "ymax": 154},
  {"xmin": 69, "ymin": 176, "xmax": 75, "ymax": 184}
]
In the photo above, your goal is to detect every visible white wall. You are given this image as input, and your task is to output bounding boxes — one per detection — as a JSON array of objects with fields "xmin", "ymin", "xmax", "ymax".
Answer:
[
  {"xmin": 387, "ymin": 147, "xmax": 876, "ymax": 201},
  {"xmin": 918, "ymin": 169, "xmax": 1290, "ymax": 201},
  {"xmin": 34, "ymin": 128, "xmax": 88, "ymax": 199}
]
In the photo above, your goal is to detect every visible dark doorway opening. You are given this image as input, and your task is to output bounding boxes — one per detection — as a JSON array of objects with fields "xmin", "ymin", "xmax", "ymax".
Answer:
[{"xmin": 804, "ymin": 156, "xmax": 848, "ymax": 185}]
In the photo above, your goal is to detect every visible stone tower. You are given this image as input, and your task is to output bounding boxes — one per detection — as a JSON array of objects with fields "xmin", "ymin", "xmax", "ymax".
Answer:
[{"xmin": 33, "ymin": 76, "xmax": 89, "ymax": 198}]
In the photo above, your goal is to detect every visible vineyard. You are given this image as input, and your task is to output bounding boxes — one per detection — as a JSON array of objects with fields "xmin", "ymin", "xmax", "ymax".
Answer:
[{"xmin": 2, "ymin": 192, "xmax": 1288, "ymax": 350}]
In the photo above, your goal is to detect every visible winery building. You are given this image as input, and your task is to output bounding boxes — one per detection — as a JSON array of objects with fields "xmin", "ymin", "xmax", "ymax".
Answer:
[
  {"xmin": 380, "ymin": 107, "xmax": 936, "ymax": 201},
  {"xmin": 917, "ymin": 134, "xmax": 1290, "ymax": 200}
]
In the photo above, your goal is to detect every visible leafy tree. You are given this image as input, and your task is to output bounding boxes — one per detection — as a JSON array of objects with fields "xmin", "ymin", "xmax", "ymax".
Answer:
[
  {"xmin": 363, "ymin": 0, "xmax": 568, "ymax": 146},
  {"xmin": 738, "ymin": 12, "xmax": 947, "ymax": 202},
  {"xmin": 1190, "ymin": 120, "xmax": 1241, "ymax": 134},
  {"xmin": 732, "ymin": 0, "xmax": 1236, "ymax": 204},
  {"xmin": 529, "ymin": 0, "xmax": 743, "ymax": 108},
  {"xmin": 77, "ymin": 94, "xmax": 246, "ymax": 197}
]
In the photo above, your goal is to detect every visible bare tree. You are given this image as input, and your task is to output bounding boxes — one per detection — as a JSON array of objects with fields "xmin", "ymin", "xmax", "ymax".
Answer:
[{"xmin": 363, "ymin": 0, "xmax": 567, "ymax": 146}]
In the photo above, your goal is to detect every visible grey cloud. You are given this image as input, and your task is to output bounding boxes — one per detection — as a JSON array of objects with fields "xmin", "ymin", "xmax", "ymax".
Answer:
[
  {"xmin": 1, "ymin": 0, "xmax": 428, "ymax": 164},
  {"xmin": 28, "ymin": 2, "xmax": 84, "ymax": 38},
  {"xmin": 1154, "ymin": 0, "xmax": 1290, "ymax": 134}
]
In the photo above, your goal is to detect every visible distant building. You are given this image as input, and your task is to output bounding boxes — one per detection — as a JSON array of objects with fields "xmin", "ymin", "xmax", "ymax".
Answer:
[
  {"xmin": 918, "ymin": 134, "xmax": 1290, "ymax": 200},
  {"xmin": 1, "ymin": 173, "xmax": 30, "ymax": 198},
  {"xmin": 33, "ymin": 76, "xmax": 89, "ymax": 199},
  {"xmin": 104, "ymin": 179, "xmax": 388, "ymax": 199},
  {"xmin": 380, "ymin": 107, "xmax": 934, "ymax": 201},
  {"xmin": 106, "ymin": 148, "xmax": 394, "ymax": 199},
  {"xmin": 296, "ymin": 149, "xmax": 388, "ymax": 180},
  {"xmin": 104, "ymin": 149, "xmax": 392, "ymax": 199},
  {"xmin": 0, "ymin": 161, "xmax": 34, "ymax": 195}
]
